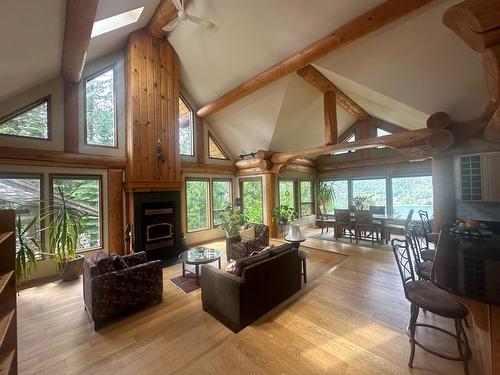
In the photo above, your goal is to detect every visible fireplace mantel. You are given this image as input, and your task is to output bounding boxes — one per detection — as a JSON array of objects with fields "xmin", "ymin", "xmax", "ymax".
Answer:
[{"xmin": 124, "ymin": 181, "xmax": 183, "ymax": 193}]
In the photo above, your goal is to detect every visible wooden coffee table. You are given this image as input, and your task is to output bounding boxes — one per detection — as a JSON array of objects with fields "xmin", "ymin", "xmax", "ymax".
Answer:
[{"xmin": 178, "ymin": 247, "xmax": 222, "ymax": 286}]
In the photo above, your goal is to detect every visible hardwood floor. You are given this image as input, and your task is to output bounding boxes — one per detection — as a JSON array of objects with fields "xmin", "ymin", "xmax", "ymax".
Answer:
[{"xmin": 17, "ymin": 229, "xmax": 480, "ymax": 374}]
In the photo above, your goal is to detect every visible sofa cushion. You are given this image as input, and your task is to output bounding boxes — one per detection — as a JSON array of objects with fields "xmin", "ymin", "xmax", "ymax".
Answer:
[
  {"xmin": 91, "ymin": 250, "xmax": 115, "ymax": 275},
  {"xmin": 110, "ymin": 252, "xmax": 129, "ymax": 271},
  {"xmin": 234, "ymin": 251, "xmax": 270, "ymax": 277},
  {"xmin": 270, "ymin": 243, "xmax": 293, "ymax": 257},
  {"xmin": 240, "ymin": 226, "xmax": 255, "ymax": 242}
]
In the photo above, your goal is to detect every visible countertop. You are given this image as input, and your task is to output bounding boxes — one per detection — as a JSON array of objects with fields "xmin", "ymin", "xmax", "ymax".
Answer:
[{"xmin": 432, "ymin": 228, "xmax": 500, "ymax": 306}]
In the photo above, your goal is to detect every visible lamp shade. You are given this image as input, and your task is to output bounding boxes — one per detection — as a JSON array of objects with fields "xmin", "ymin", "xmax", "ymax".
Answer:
[{"xmin": 285, "ymin": 224, "xmax": 305, "ymax": 242}]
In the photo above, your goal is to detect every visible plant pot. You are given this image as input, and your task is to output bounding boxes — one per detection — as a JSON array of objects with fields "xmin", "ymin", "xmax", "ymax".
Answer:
[
  {"xmin": 59, "ymin": 255, "xmax": 84, "ymax": 281},
  {"xmin": 278, "ymin": 218, "xmax": 288, "ymax": 225}
]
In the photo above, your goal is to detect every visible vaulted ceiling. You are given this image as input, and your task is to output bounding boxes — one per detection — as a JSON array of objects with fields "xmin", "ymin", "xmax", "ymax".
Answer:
[{"xmin": 0, "ymin": 0, "xmax": 488, "ymax": 158}]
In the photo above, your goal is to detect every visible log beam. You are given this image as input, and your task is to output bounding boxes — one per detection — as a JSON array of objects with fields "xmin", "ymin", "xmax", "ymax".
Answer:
[
  {"xmin": 426, "ymin": 111, "xmax": 487, "ymax": 140},
  {"xmin": 181, "ymin": 162, "xmax": 236, "ymax": 175},
  {"xmin": 196, "ymin": 0, "xmax": 433, "ymax": 118},
  {"xmin": 147, "ymin": 0, "xmax": 187, "ymax": 39},
  {"xmin": 484, "ymin": 104, "xmax": 500, "ymax": 143},
  {"xmin": 61, "ymin": 0, "xmax": 99, "ymax": 82},
  {"xmin": 324, "ymin": 91, "xmax": 338, "ymax": 145},
  {"xmin": 270, "ymin": 128, "xmax": 454, "ymax": 165},
  {"xmin": 317, "ymin": 155, "xmax": 429, "ymax": 172},
  {"xmin": 297, "ymin": 65, "xmax": 369, "ymax": 121},
  {"xmin": 64, "ymin": 81, "xmax": 79, "ymax": 152},
  {"xmin": 442, "ymin": 0, "xmax": 500, "ymax": 52},
  {"xmin": 234, "ymin": 158, "xmax": 261, "ymax": 169},
  {"xmin": 483, "ymin": 45, "xmax": 500, "ymax": 102}
]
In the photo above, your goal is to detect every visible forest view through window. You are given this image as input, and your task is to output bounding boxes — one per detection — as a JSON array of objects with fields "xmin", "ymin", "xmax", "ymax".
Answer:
[
  {"xmin": 0, "ymin": 99, "xmax": 49, "ymax": 139},
  {"xmin": 241, "ymin": 179, "xmax": 263, "ymax": 224},
  {"xmin": 179, "ymin": 96, "xmax": 194, "ymax": 156},
  {"xmin": 300, "ymin": 180, "xmax": 314, "ymax": 216},
  {"xmin": 186, "ymin": 180, "xmax": 209, "ymax": 232},
  {"xmin": 212, "ymin": 180, "xmax": 232, "ymax": 226},
  {"xmin": 85, "ymin": 68, "xmax": 116, "ymax": 147},
  {"xmin": 52, "ymin": 176, "xmax": 101, "ymax": 250},
  {"xmin": 279, "ymin": 180, "xmax": 296, "ymax": 213},
  {"xmin": 392, "ymin": 175, "xmax": 433, "ymax": 217}
]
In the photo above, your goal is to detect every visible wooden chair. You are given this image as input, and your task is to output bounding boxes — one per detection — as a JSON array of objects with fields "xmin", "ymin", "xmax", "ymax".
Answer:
[
  {"xmin": 369, "ymin": 206, "xmax": 386, "ymax": 215},
  {"xmin": 407, "ymin": 227, "xmax": 432, "ymax": 281},
  {"xmin": 418, "ymin": 210, "xmax": 439, "ymax": 247},
  {"xmin": 317, "ymin": 205, "xmax": 335, "ymax": 235},
  {"xmin": 354, "ymin": 210, "xmax": 381, "ymax": 245},
  {"xmin": 334, "ymin": 209, "xmax": 354, "ymax": 242},
  {"xmin": 391, "ymin": 238, "xmax": 470, "ymax": 374},
  {"xmin": 385, "ymin": 209, "xmax": 414, "ymax": 243}
]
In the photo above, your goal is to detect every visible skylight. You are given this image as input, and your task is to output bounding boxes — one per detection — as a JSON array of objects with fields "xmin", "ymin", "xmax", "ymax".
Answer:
[{"xmin": 91, "ymin": 7, "xmax": 144, "ymax": 38}]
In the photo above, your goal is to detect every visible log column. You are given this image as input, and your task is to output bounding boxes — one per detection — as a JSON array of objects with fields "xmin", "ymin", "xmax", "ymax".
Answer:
[
  {"xmin": 264, "ymin": 173, "xmax": 277, "ymax": 238},
  {"xmin": 432, "ymin": 156, "xmax": 456, "ymax": 231},
  {"xmin": 324, "ymin": 91, "xmax": 337, "ymax": 145},
  {"xmin": 108, "ymin": 169, "xmax": 125, "ymax": 254}
]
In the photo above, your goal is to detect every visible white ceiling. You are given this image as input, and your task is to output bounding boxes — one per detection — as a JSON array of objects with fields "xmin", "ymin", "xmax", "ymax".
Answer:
[{"xmin": 0, "ymin": 0, "xmax": 65, "ymax": 101}]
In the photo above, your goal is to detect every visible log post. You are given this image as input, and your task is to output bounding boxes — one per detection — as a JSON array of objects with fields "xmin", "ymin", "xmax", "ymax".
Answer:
[
  {"xmin": 108, "ymin": 169, "xmax": 125, "ymax": 254},
  {"xmin": 324, "ymin": 91, "xmax": 337, "ymax": 145},
  {"xmin": 264, "ymin": 173, "xmax": 277, "ymax": 238},
  {"xmin": 483, "ymin": 45, "xmax": 500, "ymax": 102},
  {"xmin": 432, "ymin": 156, "xmax": 456, "ymax": 231},
  {"xmin": 484, "ymin": 104, "xmax": 500, "ymax": 143}
]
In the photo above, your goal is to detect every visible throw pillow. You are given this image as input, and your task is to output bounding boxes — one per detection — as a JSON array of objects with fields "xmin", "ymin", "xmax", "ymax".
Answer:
[
  {"xmin": 249, "ymin": 244, "xmax": 274, "ymax": 257},
  {"xmin": 239, "ymin": 226, "xmax": 255, "ymax": 242},
  {"xmin": 224, "ymin": 260, "xmax": 237, "ymax": 275},
  {"xmin": 91, "ymin": 250, "xmax": 115, "ymax": 275},
  {"xmin": 110, "ymin": 251, "xmax": 128, "ymax": 271}
]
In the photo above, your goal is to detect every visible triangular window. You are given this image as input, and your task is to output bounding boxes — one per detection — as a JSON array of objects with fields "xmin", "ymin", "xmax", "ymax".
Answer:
[
  {"xmin": 0, "ymin": 97, "xmax": 49, "ymax": 139},
  {"xmin": 208, "ymin": 132, "xmax": 229, "ymax": 160},
  {"xmin": 377, "ymin": 128, "xmax": 391, "ymax": 137}
]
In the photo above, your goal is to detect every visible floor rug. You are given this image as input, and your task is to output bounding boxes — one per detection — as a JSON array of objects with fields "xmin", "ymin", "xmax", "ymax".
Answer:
[
  {"xmin": 307, "ymin": 233, "xmax": 393, "ymax": 251},
  {"xmin": 170, "ymin": 272, "xmax": 200, "ymax": 293}
]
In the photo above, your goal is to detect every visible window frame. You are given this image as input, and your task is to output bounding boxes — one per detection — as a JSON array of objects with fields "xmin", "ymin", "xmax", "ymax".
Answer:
[
  {"xmin": 211, "ymin": 178, "xmax": 233, "ymax": 228},
  {"xmin": 208, "ymin": 131, "xmax": 230, "ymax": 160},
  {"xmin": 49, "ymin": 173, "xmax": 104, "ymax": 252},
  {"xmin": 299, "ymin": 179, "xmax": 315, "ymax": 217},
  {"xmin": 278, "ymin": 178, "xmax": 298, "ymax": 215},
  {"xmin": 179, "ymin": 93, "xmax": 195, "ymax": 157},
  {"xmin": 84, "ymin": 64, "xmax": 118, "ymax": 149},
  {"xmin": 185, "ymin": 177, "xmax": 211, "ymax": 233},
  {"xmin": 0, "ymin": 96, "xmax": 51, "ymax": 141},
  {"xmin": 239, "ymin": 177, "xmax": 264, "ymax": 224}
]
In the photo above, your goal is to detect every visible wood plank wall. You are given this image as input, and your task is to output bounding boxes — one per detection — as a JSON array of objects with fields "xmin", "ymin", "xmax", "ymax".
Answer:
[{"xmin": 125, "ymin": 29, "xmax": 181, "ymax": 189}]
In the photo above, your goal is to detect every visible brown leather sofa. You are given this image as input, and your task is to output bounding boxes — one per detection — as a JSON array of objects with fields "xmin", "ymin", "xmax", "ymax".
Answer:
[
  {"xmin": 201, "ymin": 243, "xmax": 301, "ymax": 332},
  {"xmin": 83, "ymin": 250, "xmax": 163, "ymax": 329},
  {"xmin": 226, "ymin": 223, "xmax": 269, "ymax": 261}
]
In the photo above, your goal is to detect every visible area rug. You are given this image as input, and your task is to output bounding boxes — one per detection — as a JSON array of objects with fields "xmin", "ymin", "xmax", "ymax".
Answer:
[
  {"xmin": 307, "ymin": 233, "xmax": 392, "ymax": 251},
  {"xmin": 170, "ymin": 272, "xmax": 200, "ymax": 293}
]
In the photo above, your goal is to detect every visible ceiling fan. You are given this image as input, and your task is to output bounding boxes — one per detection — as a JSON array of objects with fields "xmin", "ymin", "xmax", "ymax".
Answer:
[{"xmin": 163, "ymin": 0, "xmax": 216, "ymax": 32}]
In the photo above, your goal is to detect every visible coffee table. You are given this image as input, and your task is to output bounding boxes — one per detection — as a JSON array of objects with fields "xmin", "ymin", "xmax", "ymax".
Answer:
[{"xmin": 178, "ymin": 247, "xmax": 222, "ymax": 286}]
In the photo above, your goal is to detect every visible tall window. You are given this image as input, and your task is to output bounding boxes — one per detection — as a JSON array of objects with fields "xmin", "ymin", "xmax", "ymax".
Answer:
[
  {"xmin": 212, "ymin": 179, "xmax": 232, "ymax": 226},
  {"xmin": 186, "ymin": 179, "xmax": 209, "ymax": 232},
  {"xmin": 51, "ymin": 176, "xmax": 102, "ymax": 250},
  {"xmin": 0, "ymin": 175, "xmax": 43, "ymax": 247},
  {"xmin": 240, "ymin": 178, "xmax": 263, "ymax": 224},
  {"xmin": 85, "ymin": 67, "xmax": 116, "ymax": 147},
  {"xmin": 377, "ymin": 128, "xmax": 391, "ymax": 137},
  {"xmin": 320, "ymin": 180, "xmax": 348, "ymax": 212},
  {"xmin": 352, "ymin": 178, "xmax": 386, "ymax": 209},
  {"xmin": 279, "ymin": 180, "xmax": 296, "ymax": 213},
  {"xmin": 208, "ymin": 132, "xmax": 229, "ymax": 160},
  {"xmin": 392, "ymin": 175, "xmax": 433, "ymax": 217},
  {"xmin": 179, "ymin": 95, "xmax": 194, "ymax": 156},
  {"xmin": 300, "ymin": 180, "xmax": 314, "ymax": 216},
  {"xmin": 0, "ymin": 98, "xmax": 49, "ymax": 139}
]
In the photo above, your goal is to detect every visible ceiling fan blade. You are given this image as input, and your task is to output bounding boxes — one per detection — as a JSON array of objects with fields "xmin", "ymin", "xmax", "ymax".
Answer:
[
  {"xmin": 187, "ymin": 14, "xmax": 215, "ymax": 29},
  {"xmin": 172, "ymin": 0, "xmax": 183, "ymax": 12},
  {"xmin": 162, "ymin": 16, "xmax": 181, "ymax": 32}
]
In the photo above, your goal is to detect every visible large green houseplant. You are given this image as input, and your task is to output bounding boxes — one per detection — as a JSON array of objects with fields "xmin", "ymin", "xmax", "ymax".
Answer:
[
  {"xmin": 218, "ymin": 204, "xmax": 246, "ymax": 237},
  {"xmin": 15, "ymin": 214, "xmax": 42, "ymax": 286},
  {"xmin": 43, "ymin": 185, "xmax": 87, "ymax": 281},
  {"xmin": 271, "ymin": 205, "xmax": 296, "ymax": 225}
]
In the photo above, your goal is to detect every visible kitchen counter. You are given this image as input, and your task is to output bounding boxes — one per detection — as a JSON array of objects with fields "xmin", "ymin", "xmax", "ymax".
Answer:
[{"xmin": 432, "ymin": 227, "xmax": 500, "ymax": 375}]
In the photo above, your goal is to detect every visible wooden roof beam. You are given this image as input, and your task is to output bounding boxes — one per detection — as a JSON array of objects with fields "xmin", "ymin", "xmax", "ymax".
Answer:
[
  {"xmin": 148, "ymin": 0, "xmax": 188, "ymax": 39},
  {"xmin": 196, "ymin": 0, "xmax": 434, "ymax": 118},
  {"xmin": 297, "ymin": 65, "xmax": 369, "ymax": 121},
  {"xmin": 61, "ymin": 0, "xmax": 99, "ymax": 83}
]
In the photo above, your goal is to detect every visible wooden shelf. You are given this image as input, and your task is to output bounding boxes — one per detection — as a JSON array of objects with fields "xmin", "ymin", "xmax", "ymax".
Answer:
[
  {"xmin": 0, "ymin": 310, "xmax": 14, "ymax": 351},
  {"xmin": 0, "ymin": 232, "xmax": 12, "ymax": 247},
  {"xmin": 0, "ymin": 272, "xmax": 13, "ymax": 296},
  {"xmin": 0, "ymin": 349, "xmax": 15, "ymax": 374}
]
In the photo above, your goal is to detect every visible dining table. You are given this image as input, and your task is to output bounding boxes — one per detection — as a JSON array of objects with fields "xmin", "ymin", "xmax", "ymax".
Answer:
[{"xmin": 325, "ymin": 212, "xmax": 401, "ymax": 243}]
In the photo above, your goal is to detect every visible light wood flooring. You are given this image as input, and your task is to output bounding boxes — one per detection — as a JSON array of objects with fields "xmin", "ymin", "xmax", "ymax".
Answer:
[{"xmin": 17, "ymin": 228, "xmax": 480, "ymax": 374}]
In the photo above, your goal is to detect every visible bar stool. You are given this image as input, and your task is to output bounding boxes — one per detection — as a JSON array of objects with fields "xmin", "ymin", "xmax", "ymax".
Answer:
[
  {"xmin": 391, "ymin": 238, "xmax": 470, "ymax": 374},
  {"xmin": 418, "ymin": 210, "xmax": 440, "ymax": 247}
]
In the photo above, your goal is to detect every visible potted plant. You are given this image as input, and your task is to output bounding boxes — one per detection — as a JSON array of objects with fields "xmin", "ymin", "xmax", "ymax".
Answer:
[
  {"xmin": 15, "ymin": 214, "xmax": 43, "ymax": 286},
  {"xmin": 317, "ymin": 182, "xmax": 335, "ymax": 212},
  {"xmin": 42, "ymin": 185, "xmax": 87, "ymax": 281},
  {"xmin": 271, "ymin": 205, "xmax": 296, "ymax": 225},
  {"xmin": 218, "ymin": 204, "xmax": 246, "ymax": 237}
]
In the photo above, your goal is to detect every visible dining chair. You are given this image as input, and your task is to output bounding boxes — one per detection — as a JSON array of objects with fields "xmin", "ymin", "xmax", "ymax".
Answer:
[
  {"xmin": 354, "ymin": 210, "xmax": 380, "ymax": 245},
  {"xmin": 418, "ymin": 210, "xmax": 440, "ymax": 247},
  {"xmin": 391, "ymin": 238, "xmax": 470, "ymax": 374},
  {"xmin": 317, "ymin": 205, "xmax": 335, "ymax": 235},
  {"xmin": 385, "ymin": 209, "xmax": 414, "ymax": 243},
  {"xmin": 369, "ymin": 206, "xmax": 386, "ymax": 215},
  {"xmin": 334, "ymin": 209, "xmax": 354, "ymax": 242}
]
